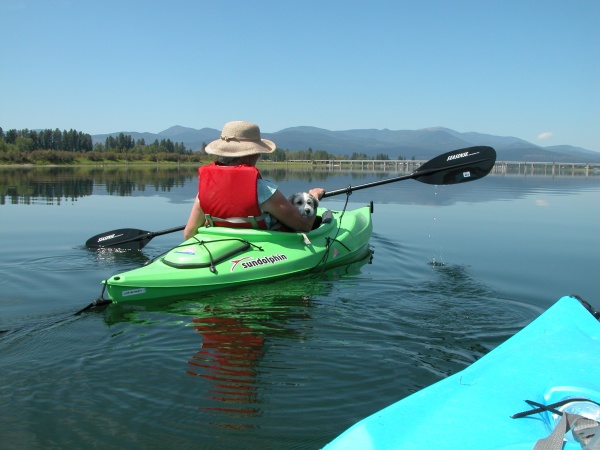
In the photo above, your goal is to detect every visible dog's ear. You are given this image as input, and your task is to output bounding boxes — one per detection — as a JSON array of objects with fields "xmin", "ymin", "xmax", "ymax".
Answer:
[
  {"xmin": 288, "ymin": 193, "xmax": 297, "ymax": 203},
  {"xmin": 309, "ymin": 193, "xmax": 319, "ymax": 207}
]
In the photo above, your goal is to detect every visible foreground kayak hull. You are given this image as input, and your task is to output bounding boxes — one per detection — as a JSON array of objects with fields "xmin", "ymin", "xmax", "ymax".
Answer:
[
  {"xmin": 325, "ymin": 295, "xmax": 600, "ymax": 450},
  {"xmin": 104, "ymin": 206, "xmax": 372, "ymax": 302}
]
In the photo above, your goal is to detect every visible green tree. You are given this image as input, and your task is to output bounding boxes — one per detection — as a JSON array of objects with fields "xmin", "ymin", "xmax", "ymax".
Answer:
[
  {"xmin": 116, "ymin": 133, "xmax": 128, "ymax": 151},
  {"xmin": 16, "ymin": 136, "xmax": 35, "ymax": 152},
  {"xmin": 312, "ymin": 149, "xmax": 330, "ymax": 160},
  {"xmin": 350, "ymin": 152, "xmax": 368, "ymax": 160},
  {"xmin": 41, "ymin": 129, "xmax": 53, "ymax": 149},
  {"xmin": 105, "ymin": 135, "xmax": 116, "ymax": 150},
  {"xmin": 52, "ymin": 128, "xmax": 62, "ymax": 150},
  {"xmin": 295, "ymin": 149, "xmax": 310, "ymax": 160},
  {"xmin": 271, "ymin": 147, "xmax": 286, "ymax": 161},
  {"xmin": 6, "ymin": 129, "xmax": 18, "ymax": 144},
  {"xmin": 61, "ymin": 129, "xmax": 69, "ymax": 151},
  {"xmin": 162, "ymin": 139, "xmax": 174, "ymax": 153},
  {"xmin": 80, "ymin": 132, "xmax": 93, "ymax": 151}
]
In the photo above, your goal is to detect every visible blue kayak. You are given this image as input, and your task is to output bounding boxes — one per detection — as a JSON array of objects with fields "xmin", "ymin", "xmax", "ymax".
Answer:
[{"xmin": 325, "ymin": 296, "xmax": 600, "ymax": 449}]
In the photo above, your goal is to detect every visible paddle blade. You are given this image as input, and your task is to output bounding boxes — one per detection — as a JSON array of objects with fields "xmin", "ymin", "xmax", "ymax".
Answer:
[
  {"xmin": 413, "ymin": 146, "xmax": 496, "ymax": 185},
  {"xmin": 85, "ymin": 228, "xmax": 151, "ymax": 250}
]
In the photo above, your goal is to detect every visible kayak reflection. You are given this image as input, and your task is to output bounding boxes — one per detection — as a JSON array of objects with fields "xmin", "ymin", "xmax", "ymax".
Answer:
[
  {"xmin": 100, "ymin": 253, "xmax": 372, "ymax": 427},
  {"xmin": 188, "ymin": 314, "xmax": 265, "ymax": 420}
]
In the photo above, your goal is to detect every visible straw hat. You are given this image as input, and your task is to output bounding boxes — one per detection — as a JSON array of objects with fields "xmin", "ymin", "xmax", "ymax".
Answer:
[{"xmin": 205, "ymin": 121, "xmax": 276, "ymax": 156}]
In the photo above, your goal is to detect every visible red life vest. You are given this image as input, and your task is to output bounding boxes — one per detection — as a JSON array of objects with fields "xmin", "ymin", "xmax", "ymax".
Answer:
[{"xmin": 198, "ymin": 163, "xmax": 268, "ymax": 229}]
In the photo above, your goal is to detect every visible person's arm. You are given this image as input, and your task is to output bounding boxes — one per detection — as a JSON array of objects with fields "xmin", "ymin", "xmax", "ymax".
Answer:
[
  {"xmin": 261, "ymin": 189, "xmax": 323, "ymax": 232},
  {"xmin": 183, "ymin": 197, "xmax": 205, "ymax": 240}
]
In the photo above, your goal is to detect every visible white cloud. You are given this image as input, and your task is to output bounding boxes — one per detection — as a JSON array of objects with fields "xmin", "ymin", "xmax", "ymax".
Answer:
[{"xmin": 537, "ymin": 132, "xmax": 554, "ymax": 140}]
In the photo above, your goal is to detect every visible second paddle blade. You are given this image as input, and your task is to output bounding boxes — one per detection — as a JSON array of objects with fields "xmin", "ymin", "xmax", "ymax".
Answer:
[
  {"xmin": 414, "ymin": 146, "xmax": 497, "ymax": 185},
  {"xmin": 85, "ymin": 228, "xmax": 151, "ymax": 250}
]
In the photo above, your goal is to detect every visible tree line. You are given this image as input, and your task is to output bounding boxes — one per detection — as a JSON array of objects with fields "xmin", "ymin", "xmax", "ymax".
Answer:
[
  {"xmin": 0, "ymin": 127, "xmax": 195, "ymax": 164},
  {"xmin": 1, "ymin": 126, "xmax": 412, "ymax": 164},
  {"xmin": 0, "ymin": 127, "xmax": 189, "ymax": 153},
  {"xmin": 2, "ymin": 127, "xmax": 94, "ymax": 152},
  {"xmin": 265, "ymin": 148, "xmax": 411, "ymax": 162},
  {"xmin": 101, "ymin": 133, "xmax": 188, "ymax": 154}
]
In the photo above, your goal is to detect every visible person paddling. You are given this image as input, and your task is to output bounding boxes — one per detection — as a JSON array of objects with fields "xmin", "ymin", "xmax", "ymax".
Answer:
[{"xmin": 184, "ymin": 121, "xmax": 324, "ymax": 240}]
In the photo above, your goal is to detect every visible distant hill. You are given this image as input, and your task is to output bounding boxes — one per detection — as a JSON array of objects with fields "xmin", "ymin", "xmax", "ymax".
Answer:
[{"xmin": 92, "ymin": 126, "xmax": 600, "ymax": 163}]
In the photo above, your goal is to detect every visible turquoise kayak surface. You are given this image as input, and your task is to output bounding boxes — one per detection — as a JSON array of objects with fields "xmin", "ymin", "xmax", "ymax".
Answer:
[{"xmin": 324, "ymin": 296, "xmax": 600, "ymax": 449}]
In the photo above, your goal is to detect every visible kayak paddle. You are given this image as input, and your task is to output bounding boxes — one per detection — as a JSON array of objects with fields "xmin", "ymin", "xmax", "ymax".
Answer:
[
  {"xmin": 85, "ymin": 146, "xmax": 496, "ymax": 250},
  {"xmin": 85, "ymin": 225, "xmax": 185, "ymax": 250}
]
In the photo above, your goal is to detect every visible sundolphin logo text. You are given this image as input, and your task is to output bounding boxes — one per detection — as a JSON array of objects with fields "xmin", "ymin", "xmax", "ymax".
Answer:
[
  {"xmin": 447, "ymin": 151, "xmax": 471, "ymax": 161},
  {"xmin": 98, "ymin": 233, "xmax": 123, "ymax": 242},
  {"xmin": 230, "ymin": 254, "xmax": 288, "ymax": 271}
]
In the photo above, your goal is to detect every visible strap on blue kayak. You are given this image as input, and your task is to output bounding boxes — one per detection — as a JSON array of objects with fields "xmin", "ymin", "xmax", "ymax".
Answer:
[
  {"xmin": 513, "ymin": 398, "xmax": 600, "ymax": 450},
  {"xmin": 534, "ymin": 412, "xmax": 599, "ymax": 450}
]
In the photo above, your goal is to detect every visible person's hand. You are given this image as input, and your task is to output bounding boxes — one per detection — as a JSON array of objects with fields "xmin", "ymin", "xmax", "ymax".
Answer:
[{"xmin": 309, "ymin": 188, "xmax": 325, "ymax": 200}]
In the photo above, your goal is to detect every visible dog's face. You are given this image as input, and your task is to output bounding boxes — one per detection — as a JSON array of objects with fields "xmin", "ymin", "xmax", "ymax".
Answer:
[{"xmin": 288, "ymin": 192, "xmax": 319, "ymax": 218}]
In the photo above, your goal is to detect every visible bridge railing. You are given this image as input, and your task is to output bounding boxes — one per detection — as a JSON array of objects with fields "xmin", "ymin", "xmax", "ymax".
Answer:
[{"xmin": 279, "ymin": 159, "xmax": 600, "ymax": 176}]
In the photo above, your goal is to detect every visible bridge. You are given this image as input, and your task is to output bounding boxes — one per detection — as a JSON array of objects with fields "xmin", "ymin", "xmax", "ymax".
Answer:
[{"xmin": 282, "ymin": 159, "xmax": 600, "ymax": 176}]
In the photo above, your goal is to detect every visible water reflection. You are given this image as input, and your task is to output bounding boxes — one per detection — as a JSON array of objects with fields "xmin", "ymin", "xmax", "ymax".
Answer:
[
  {"xmin": 97, "ymin": 255, "xmax": 371, "ymax": 429},
  {"xmin": 105, "ymin": 285, "xmax": 319, "ymax": 428},
  {"xmin": 183, "ymin": 292, "xmax": 317, "ymax": 427},
  {"xmin": 2, "ymin": 165, "xmax": 599, "ymax": 207},
  {"xmin": 0, "ymin": 165, "xmax": 378, "ymax": 205},
  {"xmin": 188, "ymin": 315, "xmax": 264, "ymax": 421},
  {"xmin": 0, "ymin": 166, "xmax": 200, "ymax": 205}
]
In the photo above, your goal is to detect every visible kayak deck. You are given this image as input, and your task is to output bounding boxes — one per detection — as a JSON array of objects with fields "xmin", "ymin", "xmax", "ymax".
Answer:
[
  {"xmin": 325, "ymin": 295, "xmax": 600, "ymax": 449},
  {"xmin": 104, "ymin": 205, "xmax": 373, "ymax": 302}
]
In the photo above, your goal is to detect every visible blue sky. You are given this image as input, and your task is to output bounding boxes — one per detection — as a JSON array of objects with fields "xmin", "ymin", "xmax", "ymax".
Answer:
[{"xmin": 1, "ymin": 0, "xmax": 599, "ymax": 151}]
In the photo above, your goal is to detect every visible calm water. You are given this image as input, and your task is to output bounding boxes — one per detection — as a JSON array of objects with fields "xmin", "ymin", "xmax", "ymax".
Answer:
[{"xmin": 1, "ymin": 165, "xmax": 599, "ymax": 449}]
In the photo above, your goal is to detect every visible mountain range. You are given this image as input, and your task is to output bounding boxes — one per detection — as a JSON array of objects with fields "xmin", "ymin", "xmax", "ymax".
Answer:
[{"xmin": 92, "ymin": 125, "xmax": 600, "ymax": 163}]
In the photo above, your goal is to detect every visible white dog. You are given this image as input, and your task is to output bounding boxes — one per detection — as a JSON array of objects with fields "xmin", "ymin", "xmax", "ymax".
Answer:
[
  {"xmin": 269, "ymin": 192, "xmax": 320, "ymax": 233},
  {"xmin": 288, "ymin": 192, "xmax": 319, "ymax": 217}
]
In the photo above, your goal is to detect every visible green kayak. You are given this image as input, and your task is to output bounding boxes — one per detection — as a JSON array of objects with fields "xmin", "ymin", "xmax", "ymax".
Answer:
[{"xmin": 103, "ymin": 205, "xmax": 373, "ymax": 302}]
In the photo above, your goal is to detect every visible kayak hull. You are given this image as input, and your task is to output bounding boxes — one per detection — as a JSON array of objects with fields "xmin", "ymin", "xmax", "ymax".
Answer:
[
  {"xmin": 325, "ymin": 295, "xmax": 600, "ymax": 450},
  {"xmin": 104, "ymin": 206, "xmax": 372, "ymax": 302}
]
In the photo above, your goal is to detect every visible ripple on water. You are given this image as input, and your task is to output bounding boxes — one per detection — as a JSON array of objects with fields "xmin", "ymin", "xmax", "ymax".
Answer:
[
  {"xmin": 315, "ymin": 262, "xmax": 542, "ymax": 389},
  {"xmin": 8, "ymin": 249, "xmax": 151, "ymax": 273}
]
